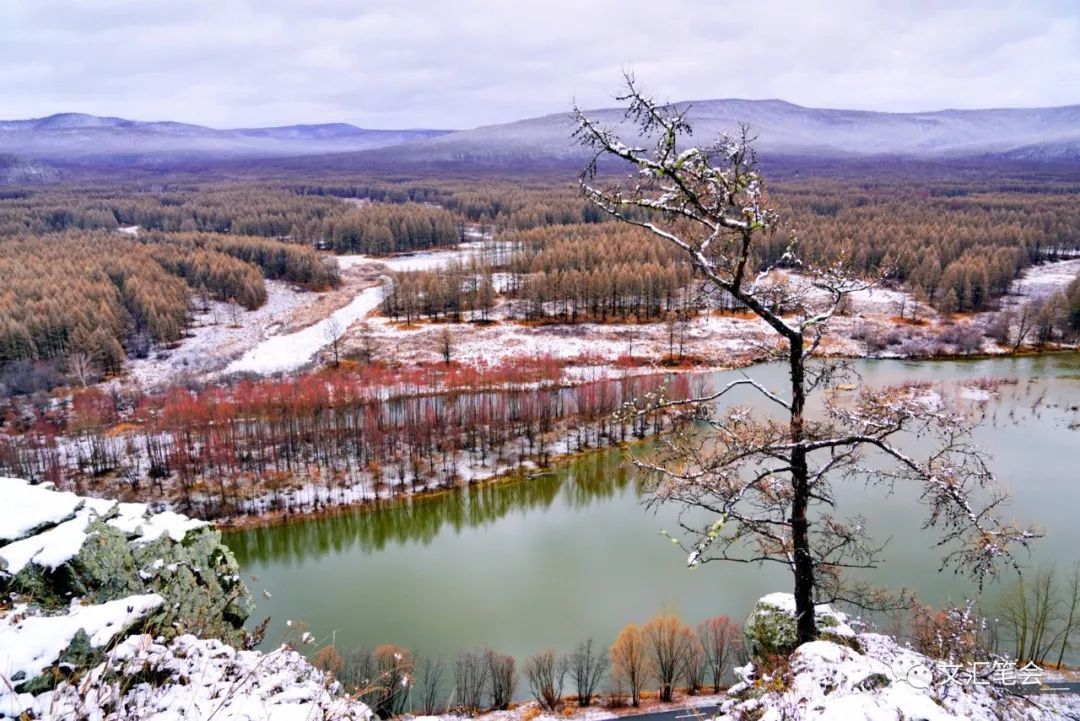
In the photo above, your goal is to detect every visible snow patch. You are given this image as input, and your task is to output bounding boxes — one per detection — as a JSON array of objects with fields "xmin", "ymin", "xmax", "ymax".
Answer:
[
  {"xmin": 0, "ymin": 594, "xmax": 163, "ymax": 701},
  {"xmin": 13, "ymin": 633, "xmax": 374, "ymax": 720},
  {"xmin": 0, "ymin": 484, "xmax": 207, "ymax": 577},
  {"xmin": 0, "ymin": 477, "xmax": 82, "ymax": 544}
]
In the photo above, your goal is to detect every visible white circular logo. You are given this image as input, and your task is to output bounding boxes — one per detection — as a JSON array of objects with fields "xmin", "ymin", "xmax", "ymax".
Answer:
[{"xmin": 905, "ymin": 663, "xmax": 934, "ymax": 689}]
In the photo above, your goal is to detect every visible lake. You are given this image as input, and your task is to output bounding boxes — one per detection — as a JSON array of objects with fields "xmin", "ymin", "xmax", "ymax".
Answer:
[{"xmin": 225, "ymin": 355, "xmax": 1080, "ymax": 667}]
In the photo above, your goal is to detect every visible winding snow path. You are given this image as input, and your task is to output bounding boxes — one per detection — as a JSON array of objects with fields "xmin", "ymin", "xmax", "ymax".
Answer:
[{"xmin": 224, "ymin": 243, "xmax": 485, "ymax": 376}]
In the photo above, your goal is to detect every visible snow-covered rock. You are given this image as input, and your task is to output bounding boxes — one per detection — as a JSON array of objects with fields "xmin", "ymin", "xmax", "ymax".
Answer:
[
  {"xmin": 0, "ymin": 478, "xmax": 373, "ymax": 720},
  {"xmin": 722, "ymin": 593, "xmax": 1080, "ymax": 721},
  {"xmin": 0, "ymin": 594, "xmax": 163, "ymax": 698},
  {"xmin": 743, "ymin": 592, "xmax": 856, "ymax": 658},
  {"xmin": 9, "ymin": 633, "xmax": 374, "ymax": 720},
  {"xmin": 0, "ymin": 477, "xmax": 250, "ymax": 647},
  {"xmin": 0, "ymin": 477, "xmax": 263, "ymax": 716}
]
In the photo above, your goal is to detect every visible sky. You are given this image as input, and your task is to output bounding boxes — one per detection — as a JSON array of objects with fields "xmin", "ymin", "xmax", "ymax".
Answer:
[{"xmin": 2, "ymin": 0, "xmax": 1079, "ymax": 130}]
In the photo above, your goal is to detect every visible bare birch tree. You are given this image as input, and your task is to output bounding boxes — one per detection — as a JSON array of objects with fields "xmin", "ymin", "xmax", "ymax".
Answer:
[{"xmin": 573, "ymin": 74, "xmax": 1039, "ymax": 646}]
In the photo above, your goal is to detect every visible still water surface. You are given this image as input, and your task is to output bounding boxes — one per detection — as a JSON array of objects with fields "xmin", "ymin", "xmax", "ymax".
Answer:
[{"xmin": 226, "ymin": 355, "xmax": 1080, "ymax": 663}]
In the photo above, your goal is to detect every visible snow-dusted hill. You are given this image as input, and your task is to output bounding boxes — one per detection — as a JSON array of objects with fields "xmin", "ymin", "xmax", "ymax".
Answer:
[
  {"xmin": 347, "ymin": 99, "xmax": 1080, "ymax": 168},
  {"xmin": 6, "ymin": 99, "xmax": 1079, "ymax": 172},
  {"xmin": 0, "ymin": 112, "xmax": 450, "ymax": 165}
]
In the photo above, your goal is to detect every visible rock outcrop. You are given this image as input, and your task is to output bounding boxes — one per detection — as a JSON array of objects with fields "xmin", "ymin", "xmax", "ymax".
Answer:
[
  {"xmin": 0, "ymin": 477, "xmax": 372, "ymax": 720},
  {"xmin": 721, "ymin": 592, "xmax": 1080, "ymax": 721}
]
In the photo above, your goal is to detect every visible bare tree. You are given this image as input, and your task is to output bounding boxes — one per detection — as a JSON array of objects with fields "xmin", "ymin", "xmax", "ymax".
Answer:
[
  {"xmin": 356, "ymin": 322, "xmax": 377, "ymax": 365},
  {"xmin": 67, "ymin": 351, "xmax": 98, "ymax": 387},
  {"xmin": 415, "ymin": 655, "xmax": 446, "ymax": 715},
  {"xmin": 682, "ymin": 631, "xmax": 708, "ymax": 695},
  {"xmin": 1013, "ymin": 302, "xmax": 1037, "ymax": 351},
  {"xmin": 1055, "ymin": 561, "xmax": 1080, "ymax": 668},
  {"xmin": 698, "ymin": 616, "xmax": 741, "ymax": 692},
  {"xmin": 454, "ymin": 647, "xmax": 490, "ymax": 712},
  {"xmin": 340, "ymin": 645, "xmax": 414, "ymax": 719},
  {"xmin": 227, "ymin": 296, "xmax": 242, "ymax": 326},
  {"xmin": 523, "ymin": 649, "xmax": 567, "ymax": 710},
  {"xmin": 568, "ymin": 638, "xmax": 609, "ymax": 707},
  {"xmin": 324, "ymin": 316, "xmax": 344, "ymax": 367},
  {"xmin": 438, "ymin": 326, "xmax": 454, "ymax": 365},
  {"xmin": 486, "ymin": 649, "xmax": 516, "ymax": 710},
  {"xmin": 574, "ymin": 75, "xmax": 1038, "ymax": 645},
  {"xmin": 643, "ymin": 614, "xmax": 691, "ymax": 702}
]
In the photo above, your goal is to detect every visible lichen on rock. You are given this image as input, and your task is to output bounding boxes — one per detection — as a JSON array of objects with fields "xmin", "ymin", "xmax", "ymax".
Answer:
[
  {"xmin": 743, "ymin": 592, "xmax": 857, "ymax": 659},
  {"xmin": 0, "ymin": 477, "xmax": 255, "ymax": 711},
  {"xmin": 0, "ymin": 478, "xmax": 252, "ymax": 647}
]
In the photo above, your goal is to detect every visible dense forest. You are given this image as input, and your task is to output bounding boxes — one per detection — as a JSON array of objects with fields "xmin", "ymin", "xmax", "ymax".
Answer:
[
  {"xmin": 0, "ymin": 230, "xmax": 338, "ymax": 377},
  {"xmin": 0, "ymin": 184, "xmax": 465, "ymax": 252},
  {"xmin": 1, "ymin": 167, "xmax": 1078, "ymax": 391},
  {"xmin": 383, "ymin": 224, "xmax": 697, "ymax": 323}
]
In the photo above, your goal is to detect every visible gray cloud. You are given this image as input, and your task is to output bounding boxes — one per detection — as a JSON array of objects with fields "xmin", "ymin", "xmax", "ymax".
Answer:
[{"xmin": 1, "ymin": 0, "xmax": 1078, "ymax": 129}]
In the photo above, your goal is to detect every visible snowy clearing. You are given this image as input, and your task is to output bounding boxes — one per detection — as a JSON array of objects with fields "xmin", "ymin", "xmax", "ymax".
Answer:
[
  {"xmin": 337, "ymin": 240, "xmax": 487, "ymax": 273},
  {"xmin": 224, "ymin": 243, "xmax": 492, "ymax": 376},
  {"xmin": 224, "ymin": 281, "xmax": 386, "ymax": 375},
  {"xmin": 1011, "ymin": 257, "xmax": 1080, "ymax": 300},
  {"xmin": 122, "ymin": 279, "xmax": 309, "ymax": 388}
]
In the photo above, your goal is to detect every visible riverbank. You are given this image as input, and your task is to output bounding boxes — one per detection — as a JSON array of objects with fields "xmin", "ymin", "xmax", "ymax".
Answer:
[
  {"xmin": 209, "ymin": 349, "xmax": 1080, "ymax": 532},
  {"xmin": 214, "ymin": 436, "xmax": 645, "ymax": 532}
]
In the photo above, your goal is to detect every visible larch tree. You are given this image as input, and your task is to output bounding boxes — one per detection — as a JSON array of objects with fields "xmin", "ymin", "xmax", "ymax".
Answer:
[
  {"xmin": 611, "ymin": 623, "xmax": 647, "ymax": 707},
  {"xmin": 574, "ymin": 75, "xmax": 1039, "ymax": 646}
]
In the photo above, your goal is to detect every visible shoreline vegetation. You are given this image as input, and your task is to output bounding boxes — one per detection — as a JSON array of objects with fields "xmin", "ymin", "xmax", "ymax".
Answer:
[
  {"xmin": 0, "ymin": 357, "xmax": 706, "ymax": 524},
  {"xmin": 217, "ymin": 347, "xmax": 1079, "ymax": 534},
  {"xmin": 2, "ymin": 347, "xmax": 1076, "ymax": 533}
]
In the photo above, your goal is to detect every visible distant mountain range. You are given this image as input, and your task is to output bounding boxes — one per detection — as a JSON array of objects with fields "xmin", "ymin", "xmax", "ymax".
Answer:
[
  {"xmin": 343, "ymin": 99, "xmax": 1080, "ymax": 169},
  {"xmin": 2, "ymin": 100, "xmax": 1079, "ymax": 174},
  {"xmin": 0, "ymin": 113, "xmax": 450, "ymax": 166}
]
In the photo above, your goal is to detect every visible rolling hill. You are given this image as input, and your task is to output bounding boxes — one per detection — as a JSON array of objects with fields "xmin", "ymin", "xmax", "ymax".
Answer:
[
  {"xmin": 0, "ymin": 113, "xmax": 450, "ymax": 167},
  {"xmin": 341, "ymin": 99, "xmax": 1080, "ymax": 169},
  {"xmin": 3, "ymin": 99, "xmax": 1079, "ymax": 175}
]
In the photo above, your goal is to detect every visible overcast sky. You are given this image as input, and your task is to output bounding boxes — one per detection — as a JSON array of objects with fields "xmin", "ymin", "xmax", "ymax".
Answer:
[{"xmin": 3, "ymin": 0, "xmax": 1078, "ymax": 129}]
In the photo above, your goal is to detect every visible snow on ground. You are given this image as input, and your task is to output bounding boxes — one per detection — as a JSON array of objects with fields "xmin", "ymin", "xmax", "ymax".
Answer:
[
  {"xmin": 1010, "ymin": 258, "xmax": 1080, "ymax": 301},
  {"xmin": 719, "ymin": 594, "xmax": 1080, "ymax": 721},
  {"xmin": 116, "ymin": 225, "xmax": 140, "ymax": 236},
  {"xmin": 225, "ymin": 282, "xmax": 386, "ymax": 375},
  {"xmin": 410, "ymin": 691, "xmax": 726, "ymax": 721},
  {"xmin": 355, "ymin": 308, "xmax": 774, "ymax": 370},
  {"xmin": 122, "ymin": 279, "xmax": 308, "ymax": 389},
  {"xmin": 9, "ymin": 632, "xmax": 374, "ymax": 721},
  {"xmin": 226, "ymin": 243, "xmax": 496, "ymax": 376},
  {"xmin": 845, "ymin": 283, "xmax": 913, "ymax": 315},
  {"xmin": 336, "ymin": 241, "xmax": 487, "ymax": 272},
  {"xmin": 0, "ymin": 594, "xmax": 164, "ymax": 711}
]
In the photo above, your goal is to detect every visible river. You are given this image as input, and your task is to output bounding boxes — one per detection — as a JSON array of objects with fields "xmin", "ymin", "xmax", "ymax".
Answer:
[{"xmin": 225, "ymin": 354, "xmax": 1080, "ymax": 666}]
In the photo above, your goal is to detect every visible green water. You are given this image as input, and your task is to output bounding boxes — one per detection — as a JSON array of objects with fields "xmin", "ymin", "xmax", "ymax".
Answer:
[{"xmin": 226, "ymin": 355, "xmax": 1080, "ymax": 665}]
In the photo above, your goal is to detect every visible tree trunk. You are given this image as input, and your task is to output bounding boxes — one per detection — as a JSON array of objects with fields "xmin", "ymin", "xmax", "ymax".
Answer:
[{"xmin": 789, "ymin": 334, "xmax": 818, "ymax": 645}]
